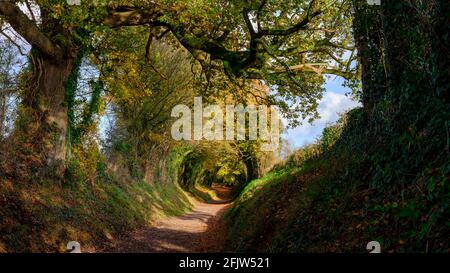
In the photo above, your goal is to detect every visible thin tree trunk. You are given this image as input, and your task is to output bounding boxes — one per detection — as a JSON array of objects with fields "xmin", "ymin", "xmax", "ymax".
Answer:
[
  {"xmin": 0, "ymin": 92, "xmax": 5, "ymax": 139},
  {"xmin": 244, "ymin": 154, "xmax": 259, "ymax": 182}
]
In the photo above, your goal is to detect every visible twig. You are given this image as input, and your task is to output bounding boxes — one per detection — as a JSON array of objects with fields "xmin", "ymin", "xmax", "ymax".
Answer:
[{"xmin": 0, "ymin": 28, "xmax": 26, "ymax": 56}]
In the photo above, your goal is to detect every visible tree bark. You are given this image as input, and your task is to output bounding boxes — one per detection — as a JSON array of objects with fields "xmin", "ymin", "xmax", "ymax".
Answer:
[
  {"xmin": 243, "ymin": 154, "xmax": 260, "ymax": 182},
  {"xmin": 18, "ymin": 50, "xmax": 77, "ymax": 177},
  {"xmin": 380, "ymin": 1, "xmax": 438, "ymax": 132},
  {"xmin": 0, "ymin": 91, "xmax": 5, "ymax": 138},
  {"xmin": 352, "ymin": 0, "xmax": 386, "ymax": 117},
  {"xmin": 0, "ymin": 2, "xmax": 79, "ymax": 177},
  {"xmin": 431, "ymin": 0, "xmax": 450, "ymax": 103}
]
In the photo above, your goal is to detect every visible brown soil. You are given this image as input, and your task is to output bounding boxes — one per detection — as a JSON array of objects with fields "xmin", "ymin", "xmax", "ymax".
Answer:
[{"xmin": 105, "ymin": 185, "xmax": 233, "ymax": 253}]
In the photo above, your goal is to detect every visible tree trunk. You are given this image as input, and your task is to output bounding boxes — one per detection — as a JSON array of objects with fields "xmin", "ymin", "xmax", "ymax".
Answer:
[
  {"xmin": 352, "ymin": 0, "xmax": 386, "ymax": 118},
  {"xmin": 244, "ymin": 154, "xmax": 259, "ymax": 182},
  {"xmin": 431, "ymin": 0, "xmax": 450, "ymax": 103},
  {"xmin": 380, "ymin": 1, "xmax": 437, "ymax": 132},
  {"xmin": 0, "ymin": 91, "xmax": 5, "ymax": 138},
  {"xmin": 18, "ymin": 50, "xmax": 77, "ymax": 177}
]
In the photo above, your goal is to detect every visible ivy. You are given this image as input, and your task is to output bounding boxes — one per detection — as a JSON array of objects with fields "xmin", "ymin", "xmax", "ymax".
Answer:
[{"xmin": 64, "ymin": 50, "xmax": 84, "ymax": 151}]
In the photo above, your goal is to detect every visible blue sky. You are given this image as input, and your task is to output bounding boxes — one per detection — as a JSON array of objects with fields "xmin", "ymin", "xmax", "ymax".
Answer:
[
  {"xmin": 98, "ymin": 77, "xmax": 361, "ymax": 150},
  {"xmin": 282, "ymin": 76, "xmax": 361, "ymax": 148},
  {"xmin": 1, "ymin": 31, "xmax": 360, "ymax": 150},
  {"xmin": 2, "ymin": 4, "xmax": 361, "ymax": 151}
]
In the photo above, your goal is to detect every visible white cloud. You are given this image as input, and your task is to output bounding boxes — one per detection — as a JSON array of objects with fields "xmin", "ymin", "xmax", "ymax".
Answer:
[{"xmin": 283, "ymin": 91, "xmax": 361, "ymax": 148}]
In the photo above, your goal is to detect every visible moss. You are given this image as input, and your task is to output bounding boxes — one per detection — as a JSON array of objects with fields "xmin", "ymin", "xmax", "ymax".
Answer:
[
  {"xmin": 226, "ymin": 109, "xmax": 449, "ymax": 253},
  {"xmin": 0, "ymin": 144, "xmax": 194, "ymax": 253}
]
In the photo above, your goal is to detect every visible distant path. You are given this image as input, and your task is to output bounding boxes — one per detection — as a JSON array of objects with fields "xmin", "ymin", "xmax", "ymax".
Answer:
[{"xmin": 109, "ymin": 185, "xmax": 232, "ymax": 253}]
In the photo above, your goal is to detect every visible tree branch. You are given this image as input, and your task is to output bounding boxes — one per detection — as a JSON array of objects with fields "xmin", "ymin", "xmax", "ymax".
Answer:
[
  {"xmin": 0, "ymin": 28, "xmax": 26, "ymax": 55},
  {"xmin": 256, "ymin": 0, "xmax": 268, "ymax": 31},
  {"xmin": 242, "ymin": 8, "xmax": 256, "ymax": 36},
  {"xmin": 270, "ymin": 64, "xmax": 354, "ymax": 80},
  {"xmin": 102, "ymin": 3, "xmax": 349, "ymax": 81},
  {"xmin": 258, "ymin": 0, "xmax": 322, "ymax": 36},
  {"xmin": 24, "ymin": 0, "xmax": 37, "ymax": 22},
  {"xmin": 0, "ymin": 1, "xmax": 63, "ymax": 60},
  {"xmin": 103, "ymin": 5, "xmax": 165, "ymax": 28}
]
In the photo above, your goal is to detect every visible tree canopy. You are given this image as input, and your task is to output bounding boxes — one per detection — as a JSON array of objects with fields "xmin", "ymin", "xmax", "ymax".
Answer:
[{"xmin": 1, "ymin": 0, "xmax": 357, "ymax": 124}]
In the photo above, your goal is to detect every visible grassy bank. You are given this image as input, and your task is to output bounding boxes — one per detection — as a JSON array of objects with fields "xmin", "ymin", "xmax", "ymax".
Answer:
[
  {"xmin": 0, "ymin": 146, "xmax": 193, "ymax": 252},
  {"xmin": 225, "ymin": 109, "xmax": 449, "ymax": 253}
]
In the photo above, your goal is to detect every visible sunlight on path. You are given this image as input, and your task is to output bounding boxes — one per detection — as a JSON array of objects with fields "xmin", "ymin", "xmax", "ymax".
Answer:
[{"xmin": 108, "ymin": 186, "xmax": 232, "ymax": 253}]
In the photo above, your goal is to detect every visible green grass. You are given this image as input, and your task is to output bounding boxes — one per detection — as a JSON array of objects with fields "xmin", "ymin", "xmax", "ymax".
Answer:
[
  {"xmin": 0, "ymin": 149, "xmax": 194, "ymax": 253},
  {"xmin": 225, "ymin": 109, "xmax": 449, "ymax": 253},
  {"xmin": 0, "ymin": 176, "xmax": 192, "ymax": 252}
]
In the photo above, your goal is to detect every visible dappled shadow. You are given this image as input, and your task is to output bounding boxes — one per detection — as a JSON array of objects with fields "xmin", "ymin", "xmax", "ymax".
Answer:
[
  {"xmin": 176, "ymin": 211, "xmax": 212, "ymax": 223},
  {"xmin": 106, "ymin": 202, "xmax": 230, "ymax": 253},
  {"xmin": 109, "ymin": 227, "xmax": 203, "ymax": 252},
  {"xmin": 102, "ymin": 184, "xmax": 234, "ymax": 253},
  {"xmin": 205, "ymin": 184, "xmax": 236, "ymax": 204}
]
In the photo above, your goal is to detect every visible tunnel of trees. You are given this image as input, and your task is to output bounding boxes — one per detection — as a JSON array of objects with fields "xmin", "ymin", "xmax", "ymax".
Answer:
[{"xmin": 0, "ymin": 0, "xmax": 448, "ymax": 252}]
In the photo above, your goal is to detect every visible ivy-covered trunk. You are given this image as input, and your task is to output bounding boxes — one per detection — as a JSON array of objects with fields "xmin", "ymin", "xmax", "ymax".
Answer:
[
  {"xmin": 18, "ymin": 49, "xmax": 77, "ymax": 177},
  {"xmin": 381, "ymin": 1, "xmax": 436, "ymax": 126},
  {"xmin": 363, "ymin": 1, "xmax": 449, "ymax": 185},
  {"xmin": 431, "ymin": 0, "xmax": 450, "ymax": 103},
  {"xmin": 352, "ymin": 0, "xmax": 386, "ymax": 118}
]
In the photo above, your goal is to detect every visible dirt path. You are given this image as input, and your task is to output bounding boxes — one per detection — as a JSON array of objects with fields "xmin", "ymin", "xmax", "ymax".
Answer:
[{"xmin": 109, "ymin": 186, "xmax": 232, "ymax": 253}]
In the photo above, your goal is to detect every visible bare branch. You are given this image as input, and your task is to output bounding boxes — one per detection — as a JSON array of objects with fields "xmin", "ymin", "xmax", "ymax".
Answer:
[
  {"xmin": 0, "ymin": 28, "xmax": 26, "ymax": 55},
  {"xmin": 145, "ymin": 30, "xmax": 167, "ymax": 80},
  {"xmin": 242, "ymin": 8, "xmax": 255, "ymax": 36},
  {"xmin": 24, "ymin": 0, "xmax": 37, "ymax": 22}
]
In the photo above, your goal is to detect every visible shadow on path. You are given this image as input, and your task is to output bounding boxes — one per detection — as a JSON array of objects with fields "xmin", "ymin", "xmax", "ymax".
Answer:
[{"xmin": 106, "ymin": 186, "xmax": 232, "ymax": 253}]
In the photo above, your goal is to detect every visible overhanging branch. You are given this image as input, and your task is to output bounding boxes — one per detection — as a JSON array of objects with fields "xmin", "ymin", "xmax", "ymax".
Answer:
[
  {"xmin": 103, "ymin": 5, "xmax": 164, "ymax": 28},
  {"xmin": 258, "ymin": 0, "xmax": 322, "ymax": 36},
  {"xmin": 0, "ymin": 1, "xmax": 63, "ymax": 61}
]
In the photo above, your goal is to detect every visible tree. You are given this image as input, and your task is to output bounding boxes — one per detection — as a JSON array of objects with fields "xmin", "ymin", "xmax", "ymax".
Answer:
[
  {"xmin": 351, "ymin": 0, "xmax": 385, "ymax": 118},
  {"xmin": 351, "ymin": 0, "xmax": 449, "ymax": 187},
  {"xmin": 100, "ymin": 29, "xmax": 197, "ymax": 175},
  {"xmin": 0, "ymin": 0, "xmax": 355, "ymax": 176},
  {"xmin": 0, "ymin": 38, "xmax": 20, "ymax": 139}
]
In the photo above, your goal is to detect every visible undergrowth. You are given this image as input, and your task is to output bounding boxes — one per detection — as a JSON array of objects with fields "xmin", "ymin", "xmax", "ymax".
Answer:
[
  {"xmin": 0, "ymin": 144, "xmax": 193, "ymax": 252},
  {"xmin": 226, "ymin": 108, "xmax": 449, "ymax": 253}
]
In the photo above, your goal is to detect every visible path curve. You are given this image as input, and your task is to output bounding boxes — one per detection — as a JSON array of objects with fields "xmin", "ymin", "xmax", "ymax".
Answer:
[{"xmin": 109, "ymin": 187, "xmax": 232, "ymax": 253}]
